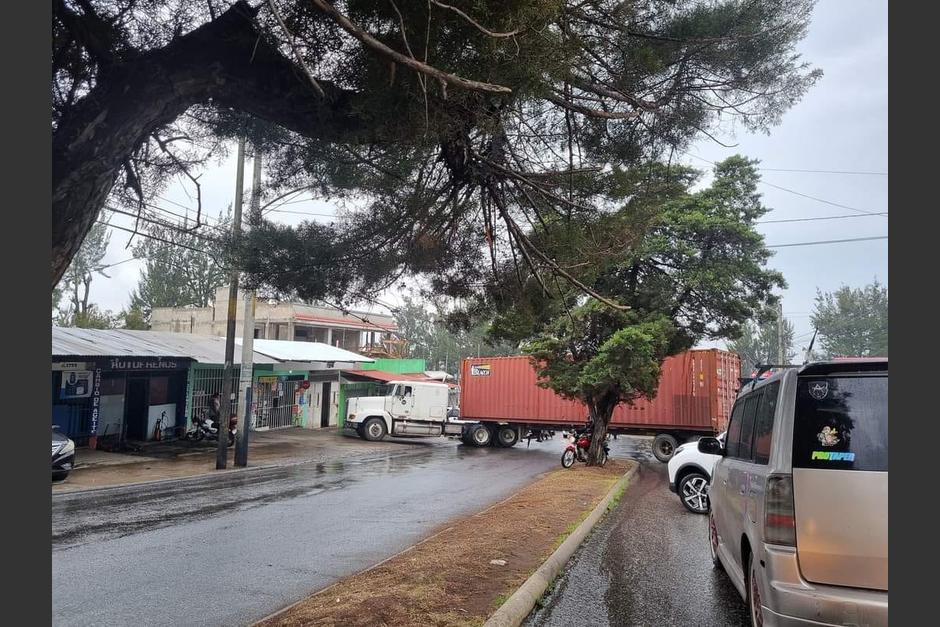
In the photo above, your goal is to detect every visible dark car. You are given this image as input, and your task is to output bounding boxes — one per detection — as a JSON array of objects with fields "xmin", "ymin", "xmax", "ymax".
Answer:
[{"xmin": 52, "ymin": 427, "xmax": 75, "ymax": 481}]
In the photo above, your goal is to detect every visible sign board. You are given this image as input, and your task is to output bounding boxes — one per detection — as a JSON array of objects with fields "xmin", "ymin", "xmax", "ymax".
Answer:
[
  {"xmin": 470, "ymin": 364, "xmax": 492, "ymax": 377},
  {"xmin": 107, "ymin": 358, "xmax": 181, "ymax": 370},
  {"xmin": 52, "ymin": 361, "xmax": 88, "ymax": 371},
  {"xmin": 60, "ymin": 370, "xmax": 93, "ymax": 399}
]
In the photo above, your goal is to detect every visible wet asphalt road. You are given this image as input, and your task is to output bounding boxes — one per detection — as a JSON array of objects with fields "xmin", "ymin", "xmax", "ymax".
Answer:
[
  {"xmin": 526, "ymin": 437, "xmax": 749, "ymax": 627},
  {"xmin": 52, "ymin": 436, "xmax": 563, "ymax": 627}
]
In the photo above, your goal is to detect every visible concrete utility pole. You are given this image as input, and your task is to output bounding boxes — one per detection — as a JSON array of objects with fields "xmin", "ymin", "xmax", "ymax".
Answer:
[
  {"xmin": 777, "ymin": 301, "xmax": 785, "ymax": 365},
  {"xmin": 235, "ymin": 143, "xmax": 262, "ymax": 467},
  {"xmin": 217, "ymin": 135, "xmax": 246, "ymax": 470}
]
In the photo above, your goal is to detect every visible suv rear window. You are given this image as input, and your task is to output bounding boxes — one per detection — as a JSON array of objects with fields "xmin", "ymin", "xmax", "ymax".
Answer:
[{"xmin": 792, "ymin": 375, "xmax": 888, "ymax": 471}]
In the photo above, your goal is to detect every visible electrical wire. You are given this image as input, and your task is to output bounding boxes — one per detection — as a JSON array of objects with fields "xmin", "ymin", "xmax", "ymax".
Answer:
[
  {"xmin": 766, "ymin": 235, "xmax": 888, "ymax": 248},
  {"xmin": 756, "ymin": 212, "xmax": 887, "ymax": 224},
  {"xmin": 96, "ymin": 221, "xmax": 214, "ymax": 254}
]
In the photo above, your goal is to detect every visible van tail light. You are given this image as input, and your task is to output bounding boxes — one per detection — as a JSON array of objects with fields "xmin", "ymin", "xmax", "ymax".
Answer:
[{"xmin": 764, "ymin": 474, "xmax": 796, "ymax": 546}]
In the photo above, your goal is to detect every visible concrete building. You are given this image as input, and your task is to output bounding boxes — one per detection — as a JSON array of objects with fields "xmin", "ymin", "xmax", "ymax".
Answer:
[{"xmin": 151, "ymin": 286, "xmax": 399, "ymax": 355}]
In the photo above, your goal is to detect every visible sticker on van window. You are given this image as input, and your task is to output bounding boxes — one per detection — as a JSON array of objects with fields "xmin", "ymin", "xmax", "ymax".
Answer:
[
  {"xmin": 811, "ymin": 451, "xmax": 856, "ymax": 462},
  {"xmin": 817, "ymin": 425, "xmax": 841, "ymax": 447},
  {"xmin": 808, "ymin": 381, "xmax": 829, "ymax": 400}
]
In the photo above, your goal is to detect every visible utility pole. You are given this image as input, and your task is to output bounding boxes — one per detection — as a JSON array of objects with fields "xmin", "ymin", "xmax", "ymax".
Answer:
[
  {"xmin": 235, "ymin": 139, "xmax": 262, "ymax": 467},
  {"xmin": 217, "ymin": 135, "xmax": 246, "ymax": 470},
  {"xmin": 777, "ymin": 301, "xmax": 785, "ymax": 365}
]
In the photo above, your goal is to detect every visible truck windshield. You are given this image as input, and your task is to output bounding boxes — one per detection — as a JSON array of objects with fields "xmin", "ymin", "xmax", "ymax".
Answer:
[{"xmin": 385, "ymin": 384, "xmax": 399, "ymax": 397}]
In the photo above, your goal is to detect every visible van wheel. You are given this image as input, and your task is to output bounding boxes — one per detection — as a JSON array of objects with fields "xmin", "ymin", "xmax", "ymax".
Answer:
[
  {"xmin": 708, "ymin": 511, "xmax": 723, "ymax": 571},
  {"xmin": 495, "ymin": 426, "xmax": 518, "ymax": 448},
  {"xmin": 362, "ymin": 418, "xmax": 387, "ymax": 442},
  {"xmin": 468, "ymin": 424, "xmax": 492, "ymax": 447},
  {"xmin": 746, "ymin": 552, "xmax": 764, "ymax": 627},
  {"xmin": 652, "ymin": 433, "xmax": 679, "ymax": 462}
]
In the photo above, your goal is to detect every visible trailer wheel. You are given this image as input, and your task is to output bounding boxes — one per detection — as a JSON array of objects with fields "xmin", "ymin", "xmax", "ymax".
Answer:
[
  {"xmin": 495, "ymin": 425, "xmax": 519, "ymax": 448},
  {"xmin": 468, "ymin": 424, "xmax": 492, "ymax": 447},
  {"xmin": 652, "ymin": 433, "xmax": 679, "ymax": 462}
]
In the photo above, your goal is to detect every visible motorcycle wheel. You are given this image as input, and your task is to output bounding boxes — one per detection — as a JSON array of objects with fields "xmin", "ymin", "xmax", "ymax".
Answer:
[
  {"xmin": 561, "ymin": 449, "xmax": 576, "ymax": 468},
  {"xmin": 191, "ymin": 430, "xmax": 205, "ymax": 442}
]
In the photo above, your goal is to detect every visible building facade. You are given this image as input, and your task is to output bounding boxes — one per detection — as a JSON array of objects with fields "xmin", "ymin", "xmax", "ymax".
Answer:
[{"xmin": 151, "ymin": 287, "xmax": 399, "ymax": 355}]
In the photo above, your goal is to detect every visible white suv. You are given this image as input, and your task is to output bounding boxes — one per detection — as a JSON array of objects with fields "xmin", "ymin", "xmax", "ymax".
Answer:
[
  {"xmin": 701, "ymin": 360, "xmax": 887, "ymax": 626},
  {"xmin": 667, "ymin": 432, "xmax": 724, "ymax": 514}
]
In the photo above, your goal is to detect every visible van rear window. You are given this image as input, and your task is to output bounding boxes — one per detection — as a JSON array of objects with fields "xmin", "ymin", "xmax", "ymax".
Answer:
[{"xmin": 793, "ymin": 375, "xmax": 888, "ymax": 471}]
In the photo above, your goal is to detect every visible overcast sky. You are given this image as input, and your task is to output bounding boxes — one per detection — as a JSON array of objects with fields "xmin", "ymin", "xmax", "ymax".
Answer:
[{"xmin": 89, "ymin": 0, "xmax": 888, "ymax": 356}]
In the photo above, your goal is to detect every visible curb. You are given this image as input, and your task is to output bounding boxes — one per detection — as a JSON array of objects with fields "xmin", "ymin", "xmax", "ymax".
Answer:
[{"xmin": 483, "ymin": 462, "xmax": 640, "ymax": 627}]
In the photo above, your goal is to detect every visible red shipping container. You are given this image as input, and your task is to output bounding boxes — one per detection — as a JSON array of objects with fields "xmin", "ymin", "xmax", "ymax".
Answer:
[{"xmin": 459, "ymin": 349, "xmax": 740, "ymax": 435}]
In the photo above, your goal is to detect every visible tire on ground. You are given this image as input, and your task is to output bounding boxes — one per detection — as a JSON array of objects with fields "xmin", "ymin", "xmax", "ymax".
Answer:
[
  {"xmin": 652, "ymin": 433, "xmax": 679, "ymax": 462},
  {"xmin": 362, "ymin": 417, "xmax": 388, "ymax": 442},
  {"xmin": 495, "ymin": 425, "xmax": 518, "ymax": 448},
  {"xmin": 467, "ymin": 423, "xmax": 492, "ymax": 447}
]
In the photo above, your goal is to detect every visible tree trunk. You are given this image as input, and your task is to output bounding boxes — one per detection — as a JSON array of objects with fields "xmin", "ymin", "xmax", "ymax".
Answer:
[
  {"xmin": 585, "ymin": 396, "xmax": 617, "ymax": 466},
  {"xmin": 52, "ymin": 0, "xmax": 367, "ymax": 286}
]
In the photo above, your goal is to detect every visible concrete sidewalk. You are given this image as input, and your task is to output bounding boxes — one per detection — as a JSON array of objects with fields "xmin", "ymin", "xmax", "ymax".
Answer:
[{"xmin": 53, "ymin": 427, "xmax": 429, "ymax": 494}]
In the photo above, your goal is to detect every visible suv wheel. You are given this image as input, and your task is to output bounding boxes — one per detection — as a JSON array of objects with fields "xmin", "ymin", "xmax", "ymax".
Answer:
[{"xmin": 678, "ymin": 472, "xmax": 710, "ymax": 514}]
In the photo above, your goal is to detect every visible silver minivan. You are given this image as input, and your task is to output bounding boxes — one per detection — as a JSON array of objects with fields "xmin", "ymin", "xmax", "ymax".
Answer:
[{"xmin": 700, "ymin": 359, "xmax": 887, "ymax": 626}]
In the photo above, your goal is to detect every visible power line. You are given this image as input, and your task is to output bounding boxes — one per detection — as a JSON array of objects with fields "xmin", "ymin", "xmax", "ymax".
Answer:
[
  {"xmin": 683, "ymin": 152, "xmax": 886, "ymax": 218},
  {"xmin": 766, "ymin": 235, "xmax": 888, "ymax": 248},
  {"xmin": 757, "ymin": 181, "xmax": 885, "ymax": 217},
  {"xmin": 760, "ymin": 168, "xmax": 887, "ymax": 176},
  {"xmin": 106, "ymin": 206, "xmax": 223, "ymax": 243},
  {"xmin": 756, "ymin": 212, "xmax": 888, "ymax": 224},
  {"xmin": 96, "ymin": 221, "xmax": 215, "ymax": 254}
]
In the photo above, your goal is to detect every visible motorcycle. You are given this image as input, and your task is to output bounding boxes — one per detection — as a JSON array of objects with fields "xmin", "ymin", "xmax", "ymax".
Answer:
[
  {"xmin": 185, "ymin": 409, "xmax": 237, "ymax": 447},
  {"xmin": 561, "ymin": 424, "xmax": 610, "ymax": 468}
]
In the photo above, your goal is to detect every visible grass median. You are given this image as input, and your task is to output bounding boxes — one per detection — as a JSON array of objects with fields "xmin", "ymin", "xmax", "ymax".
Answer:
[{"xmin": 258, "ymin": 459, "xmax": 636, "ymax": 627}]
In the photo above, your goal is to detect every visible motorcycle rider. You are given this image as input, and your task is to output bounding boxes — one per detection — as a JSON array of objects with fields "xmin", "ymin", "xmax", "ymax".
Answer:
[{"xmin": 206, "ymin": 393, "xmax": 222, "ymax": 432}]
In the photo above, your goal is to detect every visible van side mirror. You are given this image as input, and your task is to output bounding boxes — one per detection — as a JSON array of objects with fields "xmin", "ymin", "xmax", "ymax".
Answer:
[{"xmin": 698, "ymin": 437, "xmax": 725, "ymax": 456}]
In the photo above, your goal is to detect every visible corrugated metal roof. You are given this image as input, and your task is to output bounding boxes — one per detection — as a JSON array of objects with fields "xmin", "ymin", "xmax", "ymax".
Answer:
[
  {"xmin": 245, "ymin": 339, "xmax": 373, "ymax": 363},
  {"xmin": 52, "ymin": 327, "xmax": 278, "ymax": 364}
]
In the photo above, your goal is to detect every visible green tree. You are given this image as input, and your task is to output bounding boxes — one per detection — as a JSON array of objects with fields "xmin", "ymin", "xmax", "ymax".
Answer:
[
  {"xmin": 118, "ymin": 305, "xmax": 150, "ymax": 330},
  {"xmin": 130, "ymin": 209, "xmax": 229, "ymax": 320},
  {"xmin": 53, "ymin": 0, "xmax": 820, "ymax": 293},
  {"xmin": 73, "ymin": 305, "xmax": 116, "ymax": 329},
  {"xmin": 56, "ymin": 222, "xmax": 112, "ymax": 326},
  {"xmin": 728, "ymin": 315, "xmax": 797, "ymax": 370},
  {"xmin": 811, "ymin": 281, "xmax": 888, "ymax": 357},
  {"xmin": 468, "ymin": 156, "xmax": 783, "ymax": 463},
  {"xmin": 393, "ymin": 296, "xmax": 515, "ymax": 376}
]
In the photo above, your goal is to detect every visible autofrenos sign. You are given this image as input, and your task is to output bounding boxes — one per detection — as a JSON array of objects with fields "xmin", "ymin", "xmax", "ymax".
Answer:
[
  {"xmin": 470, "ymin": 364, "xmax": 491, "ymax": 376},
  {"xmin": 107, "ymin": 358, "xmax": 180, "ymax": 370}
]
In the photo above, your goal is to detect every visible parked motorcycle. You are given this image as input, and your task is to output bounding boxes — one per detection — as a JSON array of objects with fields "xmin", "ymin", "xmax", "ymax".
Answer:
[
  {"xmin": 185, "ymin": 409, "xmax": 237, "ymax": 447},
  {"xmin": 561, "ymin": 424, "xmax": 609, "ymax": 468}
]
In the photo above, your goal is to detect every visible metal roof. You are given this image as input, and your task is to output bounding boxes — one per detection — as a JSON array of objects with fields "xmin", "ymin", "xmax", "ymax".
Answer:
[
  {"xmin": 52, "ymin": 327, "xmax": 278, "ymax": 364},
  {"xmin": 342, "ymin": 369, "xmax": 458, "ymax": 387},
  {"xmin": 244, "ymin": 339, "xmax": 374, "ymax": 363}
]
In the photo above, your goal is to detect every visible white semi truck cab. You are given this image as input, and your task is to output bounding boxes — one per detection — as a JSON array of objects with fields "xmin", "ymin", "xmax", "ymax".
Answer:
[{"xmin": 345, "ymin": 380, "xmax": 471, "ymax": 441}]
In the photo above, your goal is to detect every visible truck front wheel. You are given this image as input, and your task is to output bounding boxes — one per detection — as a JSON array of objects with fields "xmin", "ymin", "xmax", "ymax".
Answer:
[
  {"xmin": 467, "ymin": 424, "xmax": 492, "ymax": 447},
  {"xmin": 362, "ymin": 418, "xmax": 388, "ymax": 442},
  {"xmin": 652, "ymin": 433, "xmax": 679, "ymax": 462},
  {"xmin": 495, "ymin": 425, "xmax": 518, "ymax": 448}
]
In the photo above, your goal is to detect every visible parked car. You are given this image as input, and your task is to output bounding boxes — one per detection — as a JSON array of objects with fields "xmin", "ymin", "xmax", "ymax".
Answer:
[
  {"xmin": 701, "ymin": 359, "xmax": 887, "ymax": 627},
  {"xmin": 52, "ymin": 427, "xmax": 75, "ymax": 481},
  {"xmin": 667, "ymin": 432, "xmax": 724, "ymax": 514}
]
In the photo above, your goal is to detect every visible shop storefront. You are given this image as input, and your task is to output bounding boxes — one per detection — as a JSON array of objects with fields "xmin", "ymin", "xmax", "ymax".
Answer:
[{"xmin": 52, "ymin": 357, "xmax": 190, "ymax": 445}]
